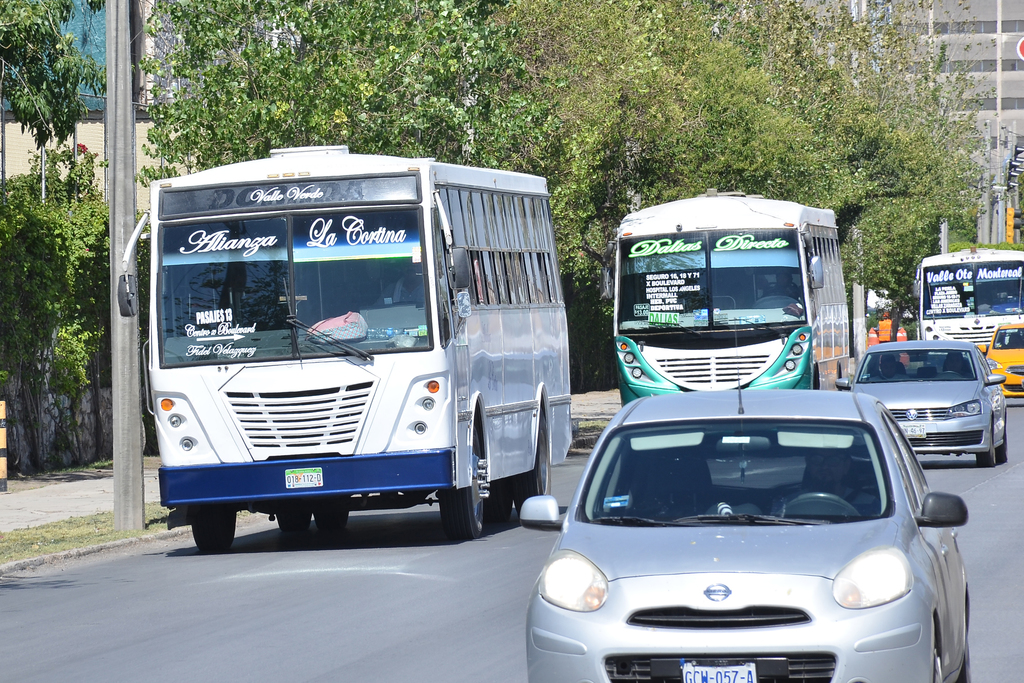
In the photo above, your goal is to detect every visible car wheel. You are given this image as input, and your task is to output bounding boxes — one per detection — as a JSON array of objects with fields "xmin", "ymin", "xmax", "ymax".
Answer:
[
  {"xmin": 191, "ymin": 505, "xmax": 236, "ymax": 553},
  {"xmin": 277, "ymin": 509, "xmax": 312, "ymax": 533},
  {"xmin": 995, "ymin": 425, "xmax": 1008, "ymax": 466},
  {"xmin": 513, "ymin": 413, "xmax": 551, "ymax": 513},
  {"xmin": 977, "ymin": 420, "xmax": 997, "ymax": 468},
  {"xmin": 313, "ymin": 499, "xmax": 350, "ymax": 531}
]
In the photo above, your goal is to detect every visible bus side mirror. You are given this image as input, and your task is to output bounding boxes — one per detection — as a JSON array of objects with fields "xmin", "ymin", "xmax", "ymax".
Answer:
[
  {"xmin": 451, "ymin": 247, "xmax": 472, "ymax": 290},
  {"xmin": 913, "ymin": 280, "xmax": 920, "ymax": 297},
  {"xmin": 600, "ymin": 267, "xmax": 613, "ymax": 300},
  {"xmin": 809, "ymin": 255, "xmax": 824, "ymax": 289},
  {"xmin": 117, "ymin": 273, "xmax": 138, "ymax": 317}
]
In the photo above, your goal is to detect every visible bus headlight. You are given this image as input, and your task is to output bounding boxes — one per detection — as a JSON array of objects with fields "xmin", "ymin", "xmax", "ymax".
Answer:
[
  {"xmin": 422, "ymin": 397, "xmax": 436, "ymax": 411},
  {"xmin": 180, "ymin": 437, "xmax": 196, "ymax": 452},
  {"xmin": 784, "ymin": 360, "xmax": 797, "ymax": 372},
  {"xmin": 413, "ymin": 421, "xmax": 427, "ymax": 435},
  {"xmin": 791, "ymin": 344, "xmax": 804, "ymax": 356},
  {"xmin": 623, "ymin": 352, "xmax": 636, "ymax": 364},
  {"xmin": 631, "ymin": 367, "xmax": 643, "ymax": 379},
  {"xmin": 168, "ymin": 414, "xmax": 184, "ymax": 428}
]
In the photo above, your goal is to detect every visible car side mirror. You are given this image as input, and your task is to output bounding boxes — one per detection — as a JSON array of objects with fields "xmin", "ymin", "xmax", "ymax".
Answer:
[
  {"xmin": 451, "ymin": 247, "xmax": 472, "ymax": 290},
  {"xmin": 834, "ymin": 377, "xmax": 851, "ymax": 390},
  {"xmin": 809, "ymin": 255, "xmax": 824, "ymax": 289},
  {"xmin": 978, "ymin": 344, "xmax": 988, "ymax": 354},
  {"xmin": 916, "ymin": 491, "xmax": 968, "ymax": 528},
  {"xmin": 518, "ymin": 495, "xmax": 563, "ymax": 531},
  {"xmin": 986, "ymin": 373, "xmax": 1006, "ymax": 386}
]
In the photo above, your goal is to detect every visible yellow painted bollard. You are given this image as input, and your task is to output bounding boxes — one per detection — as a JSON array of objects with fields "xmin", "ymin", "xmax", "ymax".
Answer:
[{"xmin": 0, "ymin": 401, "xmax": 6, "ymax": 493}]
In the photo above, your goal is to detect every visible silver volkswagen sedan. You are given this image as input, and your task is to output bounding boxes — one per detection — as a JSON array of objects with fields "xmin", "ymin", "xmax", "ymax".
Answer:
[
  {"xmin": 836, "ymin": 340, "xmax": 1006, "ymax": 467},
  {"xmin": 520, "ymin": 390, "xmax": 969, "ymax": 683}
]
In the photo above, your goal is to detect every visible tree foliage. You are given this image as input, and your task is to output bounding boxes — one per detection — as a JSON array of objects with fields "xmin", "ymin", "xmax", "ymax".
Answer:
[
  {"xmin": 0, "ymin": 145, "xmax": 110, "ymax": 471},
  {"xmin": 0, "ymin": 0, "xmax": 104, "ymax": 148}
]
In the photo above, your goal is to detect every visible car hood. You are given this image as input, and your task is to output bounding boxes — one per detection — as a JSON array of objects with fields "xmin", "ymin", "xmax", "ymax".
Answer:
[
  {"xmin": 556, "ymin": 518, "xmax": 900, "ymax": 581},
  {"xmin": 852, "ymin": 381, "xmax": 978, "ymax": 408}
]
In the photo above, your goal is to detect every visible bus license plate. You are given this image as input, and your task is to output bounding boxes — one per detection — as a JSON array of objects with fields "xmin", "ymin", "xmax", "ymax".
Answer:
[
  {"xmin": 681, "ymin": 661, "xmax": 756, "ymax": 683},
  {"xmin": 901, "ymin": 423, "xmax": 927, "ymax": 438},
  {"xmin": 285, "ymin": 467, "xmax": 324, "ymax": 489}
]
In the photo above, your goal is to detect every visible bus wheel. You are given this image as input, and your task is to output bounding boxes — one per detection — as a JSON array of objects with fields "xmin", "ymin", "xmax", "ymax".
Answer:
[
  {"xmin": 192, "ymin": 505, "xmax": 236, "ymax": 553},
  {"xmin": 440, "ymin": 425, "xmax": 484, "ymax": 540},
  {"xmin": 483, "ymin": 478, "xmax": 513, "ymax": 523},
  {"xmin": 277, "ymin": 509, "xmax": 312, "ymax": 533},
  {"xmin": 313, "ymin": 499, "xmax": 350, "ymax": 532},
  {"xmin": 513, "ymin": 413, "xmax": 551, "ymax": 514}
]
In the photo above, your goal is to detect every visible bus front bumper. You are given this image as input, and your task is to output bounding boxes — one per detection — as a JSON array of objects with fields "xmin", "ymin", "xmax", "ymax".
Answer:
[{"xmin": 159, "ymin": 449, "xmax": 454, "ymax": 508}]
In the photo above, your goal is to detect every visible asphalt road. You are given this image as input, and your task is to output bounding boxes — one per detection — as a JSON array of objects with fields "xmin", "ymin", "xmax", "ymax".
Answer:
[{"xmin": 2, "ymin": 406, "xmax": 1023, "ymax": 682}]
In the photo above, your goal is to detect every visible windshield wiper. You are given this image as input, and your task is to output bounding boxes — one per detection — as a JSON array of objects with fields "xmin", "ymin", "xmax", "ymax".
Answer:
[
  {"xmin": 286, "ymin": 315, "xmax": 373, "ymax": 361},
  {"xmin": 592, "ymin": 516, "xmax": 675, "ymax": 527},
  {"xmin": 670, "ymin": 514, "xmax": 827, "ymax": 526}
]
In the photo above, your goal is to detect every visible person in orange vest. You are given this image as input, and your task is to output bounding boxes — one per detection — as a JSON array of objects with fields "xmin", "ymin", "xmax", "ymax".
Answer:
[{"xmin": 878, "ymin": 311, "xmax": 893, "ymax": 343}]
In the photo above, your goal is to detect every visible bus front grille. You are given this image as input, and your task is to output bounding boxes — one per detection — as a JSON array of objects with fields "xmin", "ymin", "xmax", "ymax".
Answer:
[
  {"xmin": 225, "ymin": 382, "xmax": 374, "ymax": 454},
  {"xmin": 656, "ymin": 355, "xmax": 773, "ymax": 388}
]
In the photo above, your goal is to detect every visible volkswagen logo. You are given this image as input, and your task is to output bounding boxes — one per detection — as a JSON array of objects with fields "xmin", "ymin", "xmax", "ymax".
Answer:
[
  {"xmin": 704, "ymin": 584, "xmax": 732, "ymax": 602},
  {"xmin": 906, "ymin": 409, "xmax": 918, "ymax": 421}
]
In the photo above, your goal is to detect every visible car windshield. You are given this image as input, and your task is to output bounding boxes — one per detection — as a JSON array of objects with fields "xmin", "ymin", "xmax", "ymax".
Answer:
[
  {"xmin": 580, "ymin": 419, "xmax": 889, "ymax": 525},
  {"xmin": 857, "ymin": 349, "xmax": 976, "ymax": 383}
]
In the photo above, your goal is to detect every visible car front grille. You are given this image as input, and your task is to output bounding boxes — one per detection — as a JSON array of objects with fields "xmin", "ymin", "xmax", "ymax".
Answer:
[
  {"xmin": 655, "ymin": 354, "xmax": 773, "ymax": 388},
  {"xmin": 1005, "ymin": 383, "xmax": 1024, "ymax": 392},
  {"xmin": 225, "ymin": 382, "xmax": 374, "ymax": 454},
  {"xmin": 889, "ymin": 408, "xmax": 949, "ymax": 421},
  {"xmin": 628, "ymin": 606, "xmax": 810, "ymax": 629},
  {"xmin": 604, "ymin": 653, "xmax": 836, "ymax": 682},
  {"xmin": 910, "ymin": 430, "xmax": 985, "ymax": 448},
  {"xmin": 1006, "ymin": 366, "xmax": 1024, "ymax": 376},
  {"xmin": 945, "ymin": 328, "xmax": 997, "ymax": 344}
]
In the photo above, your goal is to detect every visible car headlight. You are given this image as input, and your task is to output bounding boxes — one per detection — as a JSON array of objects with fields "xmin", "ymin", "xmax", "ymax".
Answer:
[
  {"xmin": 987, "ymin": 358, "xmax": 1002, "ymax": 370},
  {"xmin": 538, "ymin": 550, "xmax": 608, "ymax": 612},
  {"xmin": 833, "ymin": 547, "xmax": 913, "ymax": 609},
  {"xmin": 948, "ymin": 400, "xmax": 982, "ymax": 418}
]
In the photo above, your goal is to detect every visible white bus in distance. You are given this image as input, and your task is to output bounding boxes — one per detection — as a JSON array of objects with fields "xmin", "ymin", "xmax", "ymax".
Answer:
[
  {"xmin": 604, "ymin": 191, "xmax": 850, "ymax": 399},
  {"xmin": 918, "ymin": 248, "xmax": 1024, "ymax": 344},
  {"xmin": 121, "ymin": 146, "xmax": 571, "ymax": 552}
]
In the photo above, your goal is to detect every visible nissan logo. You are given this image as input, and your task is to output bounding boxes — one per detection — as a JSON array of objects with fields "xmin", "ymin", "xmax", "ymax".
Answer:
[
  {"xmin": 906, "ymin": 409, "xmax": 918, "ymax": 421},
  {"xmin": 704, "ymin": 584, "xmax": 732, "ymax": 602}
]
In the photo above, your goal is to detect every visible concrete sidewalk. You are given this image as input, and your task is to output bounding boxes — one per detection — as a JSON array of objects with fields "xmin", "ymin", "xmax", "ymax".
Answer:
[{"xmin": 0, "ymin": 390, "xmax": 623, "ymax": 533}]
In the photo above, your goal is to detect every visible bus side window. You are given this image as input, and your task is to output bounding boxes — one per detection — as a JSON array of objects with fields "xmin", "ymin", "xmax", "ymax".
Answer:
[{"xmin": 432, "ymin": 211, "xmax": 453, "ymax": 347}]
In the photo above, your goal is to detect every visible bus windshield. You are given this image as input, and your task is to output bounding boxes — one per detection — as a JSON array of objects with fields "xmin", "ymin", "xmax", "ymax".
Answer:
[
  {"xmin": 618, "ymin": 229, "xmax": 806, "ymax": 332},
  {"xmin": 159, "ymin": 207, "xmax": 431, "ymax": 366},
  {"xmin": 922, "ymin": 262, "xmax": 1024, "ymax": 319}
]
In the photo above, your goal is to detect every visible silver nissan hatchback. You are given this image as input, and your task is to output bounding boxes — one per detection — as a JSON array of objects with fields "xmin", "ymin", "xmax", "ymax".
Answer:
[{"xmin": 521, "ymin": 390, "xmax": 969, "ymax": 683}]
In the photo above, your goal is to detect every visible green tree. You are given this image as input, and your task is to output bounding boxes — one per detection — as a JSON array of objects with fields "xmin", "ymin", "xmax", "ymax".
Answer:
[
  {"xmin": 141, "ymin": 0, "xmax": 548, "ymax": 178},
  {"xmin": 0, "ymin": 0, "xmax": 104, "ymax": 148}
]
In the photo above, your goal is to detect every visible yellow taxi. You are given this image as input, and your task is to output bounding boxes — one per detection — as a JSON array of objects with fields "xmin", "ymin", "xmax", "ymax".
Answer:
[{"xmin": 982, "ymin": 322, "xmax": 1024, "ymax": 397}]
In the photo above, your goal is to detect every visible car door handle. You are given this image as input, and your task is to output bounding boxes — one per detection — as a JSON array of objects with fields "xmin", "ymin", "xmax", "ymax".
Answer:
[{"xmin": 941, "ymin": 544, "xmax": 949, "ymax": 556}]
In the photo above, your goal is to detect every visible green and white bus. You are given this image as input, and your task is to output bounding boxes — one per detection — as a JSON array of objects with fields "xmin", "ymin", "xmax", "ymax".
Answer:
[{"xmin": 605, "ymin": 191, "xmax": 850, "ymax": 402}]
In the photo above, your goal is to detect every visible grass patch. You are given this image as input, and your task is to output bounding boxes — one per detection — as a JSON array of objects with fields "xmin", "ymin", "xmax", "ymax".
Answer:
[
  {"xmin": 0, "ymin": 503, "xmax": 172, "ymax": 565},
  {"xmin": 576, "ymin": 420, "xmax": 608, "ymax": 433}
]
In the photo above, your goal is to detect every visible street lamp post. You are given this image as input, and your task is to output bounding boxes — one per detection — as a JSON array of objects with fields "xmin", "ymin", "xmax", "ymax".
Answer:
[{"xmin": 106, "ymin": 0, "xmax": 144, "ymax": 530}]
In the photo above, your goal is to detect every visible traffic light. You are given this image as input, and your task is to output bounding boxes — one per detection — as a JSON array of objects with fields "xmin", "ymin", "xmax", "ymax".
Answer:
[
  {"xmin": 1009, "ymin": 146, "xmax": 1024, "ymax": 187},
  {"xmin": 1009, "ymin": 206, "xmax": 1023, "ymax": 243}
]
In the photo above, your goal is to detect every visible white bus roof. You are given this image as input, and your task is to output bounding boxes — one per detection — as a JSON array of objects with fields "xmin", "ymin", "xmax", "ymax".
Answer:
[
  {"xmin": 616, "ymin": 194, "xmax": 836, "ymax": 238},
  {"xmin": 152, "ymin": 146, "xmax": 548, "ymax": 195},
  {"xmin": 920, "ymin": 248, "xmax": 1024, "ymax": 266}
]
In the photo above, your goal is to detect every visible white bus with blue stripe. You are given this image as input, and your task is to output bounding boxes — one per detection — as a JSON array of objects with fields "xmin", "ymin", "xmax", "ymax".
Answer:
[
  {"xmin": 606, "ymin": 191, "xmax": 849, "ymax": 401},
  {"xmin": 133, "ymin": 146, "xmax": 571, "ymax": 551}
]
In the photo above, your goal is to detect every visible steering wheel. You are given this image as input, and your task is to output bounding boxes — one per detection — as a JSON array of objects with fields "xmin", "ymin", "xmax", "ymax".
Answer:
[{"xmin": 783, "ymin": 492, "xmax": 859, "ymax": 517}]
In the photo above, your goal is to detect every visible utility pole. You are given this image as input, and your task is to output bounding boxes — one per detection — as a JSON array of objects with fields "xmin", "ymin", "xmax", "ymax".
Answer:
[{"xmin": 107, "ymin": 0, "xmax": 144, "ymax": 530}]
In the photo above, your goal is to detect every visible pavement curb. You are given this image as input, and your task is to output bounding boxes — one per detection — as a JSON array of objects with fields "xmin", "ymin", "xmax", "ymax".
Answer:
[{"xmin": 0, "ymin": 527, "xmax": 193, "ymax": 578}]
